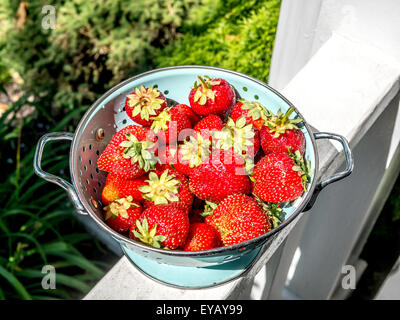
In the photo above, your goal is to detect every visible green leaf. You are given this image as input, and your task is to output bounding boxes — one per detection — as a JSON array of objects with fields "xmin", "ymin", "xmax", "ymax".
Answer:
[{"xmin": 0, "ymin": 265, "xmax": 31, "ymax": 300}]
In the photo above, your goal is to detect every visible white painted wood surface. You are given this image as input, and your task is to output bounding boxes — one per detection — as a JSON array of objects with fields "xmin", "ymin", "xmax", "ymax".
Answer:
[{"xmin": 266, "ymin": 0, "xmax": 400, "ymax": 300}]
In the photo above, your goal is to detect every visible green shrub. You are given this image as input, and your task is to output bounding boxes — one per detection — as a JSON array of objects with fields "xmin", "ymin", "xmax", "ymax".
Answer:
[
  {"xmin": 155, "ymin": 0, "xmax": 281, "ymax": 83},
  {"xmin": 0, "ymin": 89, "xmax": 113, "ymax": 299},
  {"xmin": 0, "ymin": 0, "xmax": 201, "ymax": 110}
]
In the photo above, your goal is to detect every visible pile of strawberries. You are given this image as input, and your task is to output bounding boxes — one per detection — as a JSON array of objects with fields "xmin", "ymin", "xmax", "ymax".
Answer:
[{"xmin": 97, "ymin": 76, "xmax": 311, "ymax": 251}]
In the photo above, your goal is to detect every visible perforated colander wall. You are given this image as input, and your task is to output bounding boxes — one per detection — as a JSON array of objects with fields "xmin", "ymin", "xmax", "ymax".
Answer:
[{"xmin": 70, "ymin": 67, "xmax": 317, "ymax": 242}]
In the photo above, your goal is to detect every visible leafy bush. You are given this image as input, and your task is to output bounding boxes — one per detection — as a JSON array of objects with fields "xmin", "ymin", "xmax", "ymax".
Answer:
[
  {"xmin": 155, "ymin": 0, "xmax": 281, "ymax": 83},
  {"xmin": 0, "ymin": 90, "xmax": 114, "ymax": 299},
  {"xmin": 0, "ymin": 0, "xmax": 201, "ymax": 109}
]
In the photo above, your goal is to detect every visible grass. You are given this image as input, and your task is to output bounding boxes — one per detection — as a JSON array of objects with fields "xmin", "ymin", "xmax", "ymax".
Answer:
[{"xmin": 0, "ymin": 88, "xmax": 117, "ymax": 299}]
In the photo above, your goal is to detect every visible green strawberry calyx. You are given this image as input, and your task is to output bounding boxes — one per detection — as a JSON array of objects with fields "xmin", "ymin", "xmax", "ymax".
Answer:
[
  {"xmin": 201, "ymin": 201, "xmax": 218, "ymax": 217},
  {"xmin": 192, "ymin": 76, "xmax": 221, "ymax": 105},
  {"xmin": 288, "ymin": 147, "xmax": 312, "ymax": 191},
  {"xmin": 240, "ymin": 100, "xmax": 273, "ymax": 122},
  {"xmin": 150, "ymin": 107, "xmax": 172, "ymax": 134},
  {"xmin": 253, "ymin": 194, "xmax": 284, "ymax": 229},
  {"xmin": 103, "ymin": 196, "xmax": 139, "ymax": 220},
  {"xmin": 119, "ymin": 132, "xmax": 160, "ymax": 172},
  {"xmin": 138, "ymin": 170, "xmax": 181, "ymax": 205},
  {"xmin": 264, "ymin": 107, "xmax": 303, "ymax": 138},
  {"xmin": 179, "ymin": 132, "xmax": 211, "ymax": 168},
  {"xmin": 133, "ymin": 218, "xmax": 167, "ymax": 249},
  {"xmin": 213, "ymin": 116, "xmax": 255, "ymax": 156},
  {"xmin": 127, "ymin": 85, "xmax": 165, "ymax": 121}
]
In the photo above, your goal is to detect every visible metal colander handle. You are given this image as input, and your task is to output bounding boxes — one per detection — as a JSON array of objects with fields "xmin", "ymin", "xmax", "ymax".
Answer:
[
  {"xmin": 304, "ymin": 132, "xmax": 354, "ymax": 211},
  {"xmin": 33, "ymin": 132, "xmax": 87, "ymax": 215}
]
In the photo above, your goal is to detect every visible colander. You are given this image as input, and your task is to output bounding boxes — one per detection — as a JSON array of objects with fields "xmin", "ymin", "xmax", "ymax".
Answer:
[{"xmin": 34, "ymin": 66, "xmax": 353, "ymax": 289}]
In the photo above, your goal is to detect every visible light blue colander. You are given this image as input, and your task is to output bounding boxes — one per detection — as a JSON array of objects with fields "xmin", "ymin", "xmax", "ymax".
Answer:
[{"xmin": 34, "ymin": 66, "xmax": 353, "ymax": 288}]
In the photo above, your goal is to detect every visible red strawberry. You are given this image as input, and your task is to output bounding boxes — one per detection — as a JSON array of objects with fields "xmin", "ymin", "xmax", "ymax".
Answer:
[
  {"xmin": 125, "ymin": 86, "xmax": 167, "ymax": 126},
  {"xmin": 101, "ymin": 173, "xmax": 148, "ymax": 205},
  {"xmin": 213, "ymin": 116, "xmax": 260, "ymax": 158},
  {"xmin": 130, "ymin": 204, "xmax": 189, "ymax": 250},
  {"xmin": 150, "ymin": 107, "xmax": 191, "ymax": 145},
  {"xmin": 251, "ymin": 151, "xmax": 311, "ymax": 203},
  {"xmin": 230, "ymin": 100, "xmax": 272, "ymax": 131},
  {"xmin": 103, "ymin": 196, "xmax": 142, "ymax": 233},
  {"xmin": 157, "ymin": 144, "xmax": 178, "ymax": 172},
  {"xmin": 204, "ymin": 193, "xmax": 270, "ymax": 246},
  {"xmin": 183, "ymin": 222, "xmax": 221, "ymax": 251},
  {"xmin": 174, "ymin": 133, "xmax": 211, "ymax": 176},
  {"xmin": 139, "ymin": 169, "xmax": 193, "ymax": 213},
  {"xmin": 189, "ymin": 149, "xmax": 251, "ymax": 203},
  {"xmin": 193, "ymin": 114, "xmax": 223, "ymax": 140},
  {"xmin": 97, "ymin": 125, "xmax": 159, "ymax": 179},
  {"xmin": 188, "ymin": 76, "xmax": 235, "ymax": 117},
  {"xmin": 176, "ymin": 104, "xmax": 202, "ymax": 127},
  {"xmin": 260, "ymin": 107, "xmax": 305, "ymax": 156}
]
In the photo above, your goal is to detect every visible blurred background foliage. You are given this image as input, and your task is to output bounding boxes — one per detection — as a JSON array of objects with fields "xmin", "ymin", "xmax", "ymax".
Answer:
[{"xmin": 0, "ymin": 0, "xmax": 281, "ymax": 299}]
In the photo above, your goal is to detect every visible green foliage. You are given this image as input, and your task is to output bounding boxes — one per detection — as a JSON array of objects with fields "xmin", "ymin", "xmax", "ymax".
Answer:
[
  {"xmin": 0, "ymin": 0, "xmax": 201, "ymax": 109},
  {"xmin": 0, "ymin": 59, "xmax": 11, "ymax": 86},
  {"xmin": 155, "ymin": 0, "xmax": 281, "ymax": 83},
  {"xmin": 0, "ymin": 90, "xmax": 113, "ymax": 299}
]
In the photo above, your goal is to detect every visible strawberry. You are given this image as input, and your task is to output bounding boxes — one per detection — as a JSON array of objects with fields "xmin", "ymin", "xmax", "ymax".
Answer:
[
  {"xmin": 139, "ymin": 169, "xmax": 193, "ymax": 213},
  {"xmin": 188, "ymin": 76, "xmax": 235, "ymax": 117},
  {"xmin": 125, "ymin": 85, "xmax": 167, "ymax": 126},
  {"xmin": 260, "ymin": 107, "xmax": 305, "ymax": 156},
  {"xmin": 176, "ymin": 104, "xmax": 202, "ymax": 127},
  {"xmin": 101, "ymin": 173, "xmax": 148, "ymax": 205},
  {"xmin": 253, "ymin": 195, "xmax": 285, "ymax": 229},
  {"xmin": 103, "ymin": 196, "xmax": 142, "ymax": 233},
  {"xmin": 130, "ymin": 204, "xmax": 189, "ymax": 249},
  {"xmin": 189, "ymin": 149, "xmax": 251, "ymax": 203},
  {"xmin": 251, "ymin": 151, "xmax": 311, "ymax": 203},
  {"xmin": 183, "ymin": 222, "xmax": 221, "ymax": 251},
  {"xmin": 97, "ymin": 125, "xmax": 159, "ymax": 179},
  {"xmin": 150, "ymin": 107, "xmax": 191, "ymax": 145},
  {"xmin": 174, "ymin": 133, "xmax": 211, "ymax": 176},
  {"xmin": 204, "ymin": 194, "xmax": 270, "ymax": 246},
  {"xmin": 193, "ymin": 114, "xmax": 223, "ymax": 140},
  {"xmin": 230, "ymin": 100, "xmax": 272, "ymax": 131},
  {"xmin": 213, "ymin": 116, "xmax": 260, "ymax": 158},
  {"xmin": 157, "ymin": 144, "xmax": 178, "ymax": 172}
]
